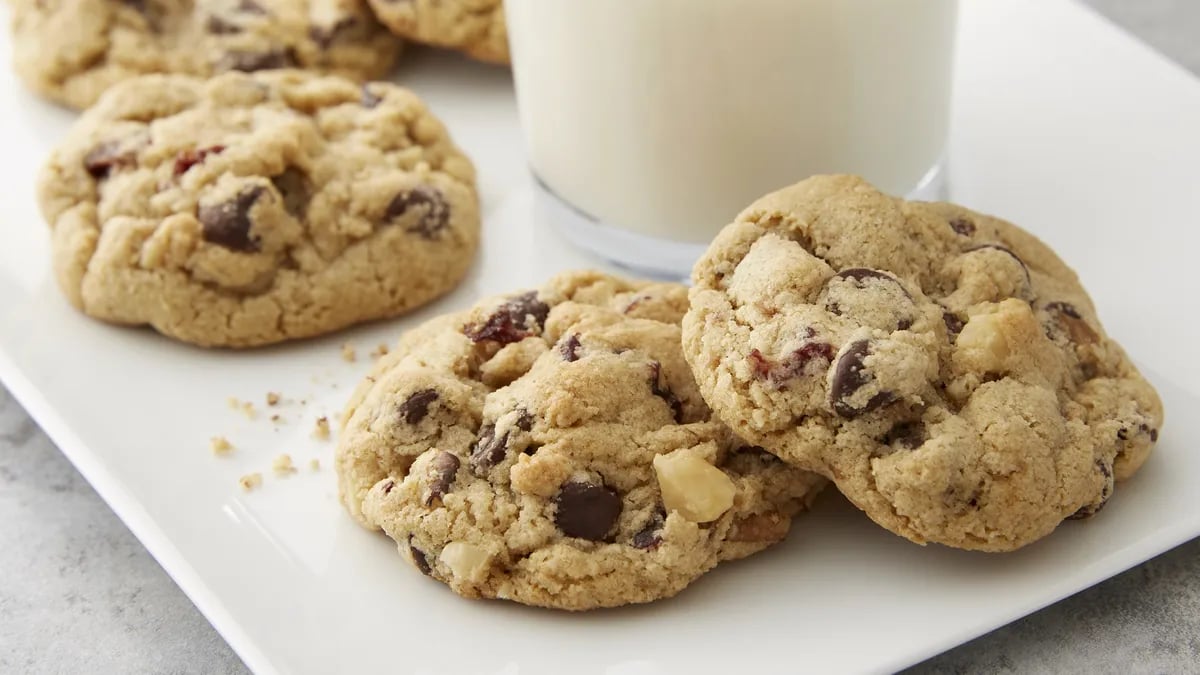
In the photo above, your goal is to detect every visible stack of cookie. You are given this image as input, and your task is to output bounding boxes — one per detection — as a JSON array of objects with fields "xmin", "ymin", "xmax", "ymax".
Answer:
[
  {"xmin": 333, "ymin": 177, "xmax": 1162, "ymax": 610},
  {"xmin": 15, "ymin": 3, "xmax": 1161, "ymax": 612}
]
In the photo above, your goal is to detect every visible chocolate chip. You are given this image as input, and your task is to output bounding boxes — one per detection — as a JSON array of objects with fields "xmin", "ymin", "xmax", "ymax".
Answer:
[
  {"xmin": 515, "ymin": 409, "xmax": 534, "ymax": 432},
  {"xmin": 361, "ymin": 85, "xmax": 383, "ymax": 108},
  {"xmin": 648, "ymin": 361, "xmax": 683, "ymax": 423},
  {"xmin": 1117, "ymin": 427, "xmax": 1129, "ymax": 441},
  {"xmin": 1068, "ymin": 459, "xmax": 1114, "ymax": 520},
  {"xmin": 968, "ymin": 244, "xmax": 1032, "ymax": 287},
  {"xmin": 424, "ymin": 451, "xmax": 460, "ymax": 505},
  {"xmin": 398, "ymin": 389, "xmax": 438, "ymax": 425},
  {"xmin": 83, "ymin": 142, "xmax": 135, "ymax": 179},
  {"xmin": 560, "ymin": 334, "xmax": 582, "ymax": 362},
  {"xmin": 205, "ymin": 15, "xmax": 242, "ymax": 34},
  {"xmin": 469, "ymin": 425, "xmax": 508, "ymax": 474},
  {"xmin": 198, "ymin": 186, "xmax": 264, "ymax": 252},
  {"xmin": 624, "ymin": 295, "xmax": 650, "ymax": 314},
  {"xmin": 408, "ymin": 537, "xmax": 432, "ymax": 575},
  {"xmin": 270, "ymin": 167, "xmax": 310, "ymax": 218},
  {"xmin": 884, "ymin": 421, "xmax": 925, "ymax": 449},
  {"xmin": 943, "ymin": 311, "xmax": 965, "ymax": 337},
  {"xmin": 216, "ymin": 48, "xmax": 297, "ymax": 73},
  {"xmin": 554, "ymin": 481, "xmax": 622, "ymax": 541},
  {"xmin": 632, "ymin": 511, "xmax": 665, "ymax": 550},
  {"xmin": 236, "ymin": 0, "xmax": 266, "ymax": 13},
  {"xmin": 463, "ymin": 292, "xmax": 550, "ymax": 345},
  {"xmin": 830, "ymin": 340, "xmax": 897, "ymax": 419},
  {"xmin": 310, "ymin": 17, "xmax": 357, "ymax": 48},
  {"xmin": 1045, "ymin": 302, "xmax": 1099, "ymax": 345},
  {"xmin": 736, "ymin": 445, "xmax": 781, "ymax": 463},
  {"xmin": 381, "ymin": 479, "xmax": 395, "ymax": 494},
  {"xmin": 172, "ymin": 145, "xmax": 225, "ymax": 177},
  {"xmin": 949, "ymin": 217, "xmax": 976, "ymax": 236},
  {"xmin": 835, "ymin": 268, "xmax": 897, "ymax": 285},
  {"xmin": 386, "ymin": 186, "xmax": 450, "ymax": 239},
  {"xmin": 1150, "ymin": 428, "xmax": 1159, "ymax": 442}
]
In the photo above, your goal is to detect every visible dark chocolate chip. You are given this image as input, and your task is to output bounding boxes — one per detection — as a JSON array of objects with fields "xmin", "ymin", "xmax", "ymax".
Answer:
[
  {"xmin": 463, "ymin": 291, "xmax": 550, "ymax": 345},
  {"xmin": 83, "ymin": 141, "xmax": 135, "ymax": 179},
  {"xmin": 398, "ymin": 389, "xmax": 438, "ymax": 425},
  {"xmin": 632, "ymin": 511, "xmax": 665, "ymax": 550},
  {"xmin": 172, "ymin": 145, "xmax": 225, "ymax": 177},
  {"xmin": 1117, "ymin": 427, "xmax": 1129, "ymax": 441},
  {"xmin": 1150, "ymin": 428, "xmax": 1159, "ymax": 442},
  {"xmin": 648, "ymin": 361, "xmax": 683, "ymax": 423},
  {"xmin": 749, "ymin": 342, "xmax": 834, "ymax": 384},
  {"xmin": 424, "ymin": 451, "xmax": 460, "ymax": 505},
  {"xmin": 736, "ymin": 445, "xmax": 782, "ymax": 463},
  {"xmin": 884, "ymin": 421, "xmax": 925, "ymax": 449},
  {"xmin": 943, "ymin": 311, "xmax": 965, "ymax": 337},
  {"xmin": 205, "ymin": 15, "xmax": 242, "ymax": 34},
  {"xmin": 469, "ymin": 425, "xmax": 508, "ymax": 474},
  {"xmin": 408, "ymin": 537, "xmax": 432, "ymax": 575},
  {"xmin": 197, "ymin": 186, "xmax": 265, "ymax": 252},
  {"xmin": 381, "ymin": 479, "xmax": 395, "ymax": 494},
  {"xmin": 515, "ymin": 409, "xmax": 534, "ymax": 432},
  {"xmin": 1068, "ymin": 460, "xmax": 1114, "ymax": 520},
  {"xmin": 949, "ymin": 217, "xmax": 976, "ymax": 236},
  {"xmin": 309, "ymin": 17, "xmax": 357, "ymax": 48},
  {"xmin": 834, "ymin": 268, "xmax": 897, "ymax": 285},
  {"xmin": 270, "ymin": 167, "xmax": 310, "ymax": 218},
  {"xmin": 1045, "ymin": 302, "xmax": 1099, "ymax": 345},
  {"xmin": 560, "ymin": 334, "xmax": 582, "ymax": 362},
  {"xmin": 830, "ymin": 340, "xmax": 897, "ymax": 419},
  {"xmin": 361, "ymin": 85, "xmax": 383, "ymax": 108},
  {"xmin": 386, "ymin": 186, "xmax": 450, "ymax": 239},
  {"xmin": 237, "ymin": 0, "xmax": 266, "ymax": 13},
  {"xmin": 554, "ymin": 481, "xmax": 622, "ymax": 541},
  {"xmin": 217, "ymin": 48, "xmax": 297, "ymax": 73}
]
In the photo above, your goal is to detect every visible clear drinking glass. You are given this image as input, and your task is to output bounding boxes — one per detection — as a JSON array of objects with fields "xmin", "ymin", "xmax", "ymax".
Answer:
[{"xmin": 506, "ymin": 0, "xmax": 959, "ymax": 277}]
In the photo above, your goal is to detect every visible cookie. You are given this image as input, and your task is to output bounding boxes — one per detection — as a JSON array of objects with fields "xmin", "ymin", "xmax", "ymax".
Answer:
[
  {"xmin": 10, "ymin": 0, "xmax": 401, "ymax": 109},
  {"xmin": 336, "ymin": 271, "xmax": 824, "ymax": 609},
  {"xmin": 366, "ymin": 0, "xmax": 508, "ymax": 64},
  {"xmin": 684, "ymin": 175, "xmax": 1163, "ymax": 552},
  {"xmin": 38, "ymin": 71, "xmax": 478, "ymax": 348}
]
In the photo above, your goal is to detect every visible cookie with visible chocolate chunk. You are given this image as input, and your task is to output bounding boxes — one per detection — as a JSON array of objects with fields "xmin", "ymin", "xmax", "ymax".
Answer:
[
  {"xmin": 335, "ymin": 271, "xmax": 824, "ymax": 609},
  {"xmin": 366, "ymin": 0, "xmax": 508, "ymax": 64},
  {"xmin": 684, "ymin": 175, "xmax": 1163, "ymax": 552},
  {"xmin": 38, "ymin": 70, "xmax": 478, "ymax": 347},
  {"xmin": 10, "ymin": 0, "xmax": 400, "ymax": 109}
]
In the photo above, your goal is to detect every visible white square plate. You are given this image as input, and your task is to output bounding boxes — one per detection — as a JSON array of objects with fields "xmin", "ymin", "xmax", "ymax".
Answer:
[{"xmin": 2, "ymin": 1, "xmax": 1198, "ymax": 673}]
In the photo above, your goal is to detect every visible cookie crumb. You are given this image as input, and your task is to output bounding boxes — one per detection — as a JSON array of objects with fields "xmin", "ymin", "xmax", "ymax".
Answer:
[
  {"xmin": 270, "ymin": 414, "xmax": 283, "ymax": 424},
  {"xmin": 341, "ymin": 342, "xmax": 357, "ymax": 362},
  {"xmin": 309, "ymin": 458, "xmax": 321, "ymax": 471},
  {"xmin": 266, "ymin": 392, "xmax": 281, "ymax": 406},
  {"xmin": 272, "ymin": 454, "xmax": 297, "ymax": 476},
  {"xmin": 210, "ymin": 436, "xmax": 233, "ymax": 456},
  {"xmin": 370, "ymin": 343, "xmax": 389, "ymax": 359},
  {"xmin": 238, "ymin": 473, "xmax": 263, "ymax": 491},
  {"xmin": 313, "ymin": 416, "xmax": 331, "ymax": 440}
]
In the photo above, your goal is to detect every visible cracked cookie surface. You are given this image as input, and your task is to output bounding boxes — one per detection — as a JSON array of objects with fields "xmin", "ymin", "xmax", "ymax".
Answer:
[
  {"xmin": 336, "ymin": 271, "xmax": 824, "ymax": 609},
  {"xmin": 684, "ymin": 175, "xmax": 1162, "ymax": 552},
  {"xmin": 10, "ymin": 0, "xmax": 401, "ymax": 110},
  {"xmin": 39, "ymin": 70, "xmax": 478, "ymax": 347},
  {"xmin": 366, "ymin": 0, "xmax": 507, "ymax": 64}
]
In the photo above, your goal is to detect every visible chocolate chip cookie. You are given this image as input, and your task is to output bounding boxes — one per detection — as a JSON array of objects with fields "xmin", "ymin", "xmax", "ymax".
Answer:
[
  {"xmin": 684, "ymin": 175, "xmax": 1162, "ymax": 552},
  {"xmin": 10, "ymin": 0, "xmax": 400, "ymax": 109},
  {"xmin": 336, "ymin": 271, "xmax": 824, "ymax": 609},
  {"xmin": 366, "ymin": 0, "xmax": 508, "ymax": 64},
  {"xmin": 38, "ymin": 71, "xmax": 478, "ymax": 348}
]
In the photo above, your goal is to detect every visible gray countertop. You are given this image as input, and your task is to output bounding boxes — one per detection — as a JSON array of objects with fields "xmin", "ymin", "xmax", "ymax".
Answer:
[{"xmin": 3, "ymin": 1, "xmax": 1199, "ymax": 673}]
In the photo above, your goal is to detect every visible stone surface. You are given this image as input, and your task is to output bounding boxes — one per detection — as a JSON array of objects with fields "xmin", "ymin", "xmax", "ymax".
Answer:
[{"xmin": 1, "ymin": 1, "xmax": 1197, "ymax": 672}]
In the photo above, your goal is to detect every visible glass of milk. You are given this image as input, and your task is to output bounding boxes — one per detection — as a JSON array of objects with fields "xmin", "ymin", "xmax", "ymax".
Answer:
[{"xmin": 506, "ymin": 0, "xmax": 959, "ymax": 276}]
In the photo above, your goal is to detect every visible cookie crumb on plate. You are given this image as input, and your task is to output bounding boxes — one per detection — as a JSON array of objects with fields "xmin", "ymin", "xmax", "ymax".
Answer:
[
  {"xmin": 238, "ymin": 473, "xmax": 263, "ymax": 491},
  {"xmin": 210, "ymin": 436, "xmax": 233, "ymax": 456},
  {"xmin": 272, "ymin": 454, "xmax": 297, "ymax": 476}
]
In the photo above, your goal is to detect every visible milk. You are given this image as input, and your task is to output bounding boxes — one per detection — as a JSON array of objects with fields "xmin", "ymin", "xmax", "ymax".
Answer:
[{"xmin": 507, "ymin": 0, "xmax": 958, "ymax": 250}]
